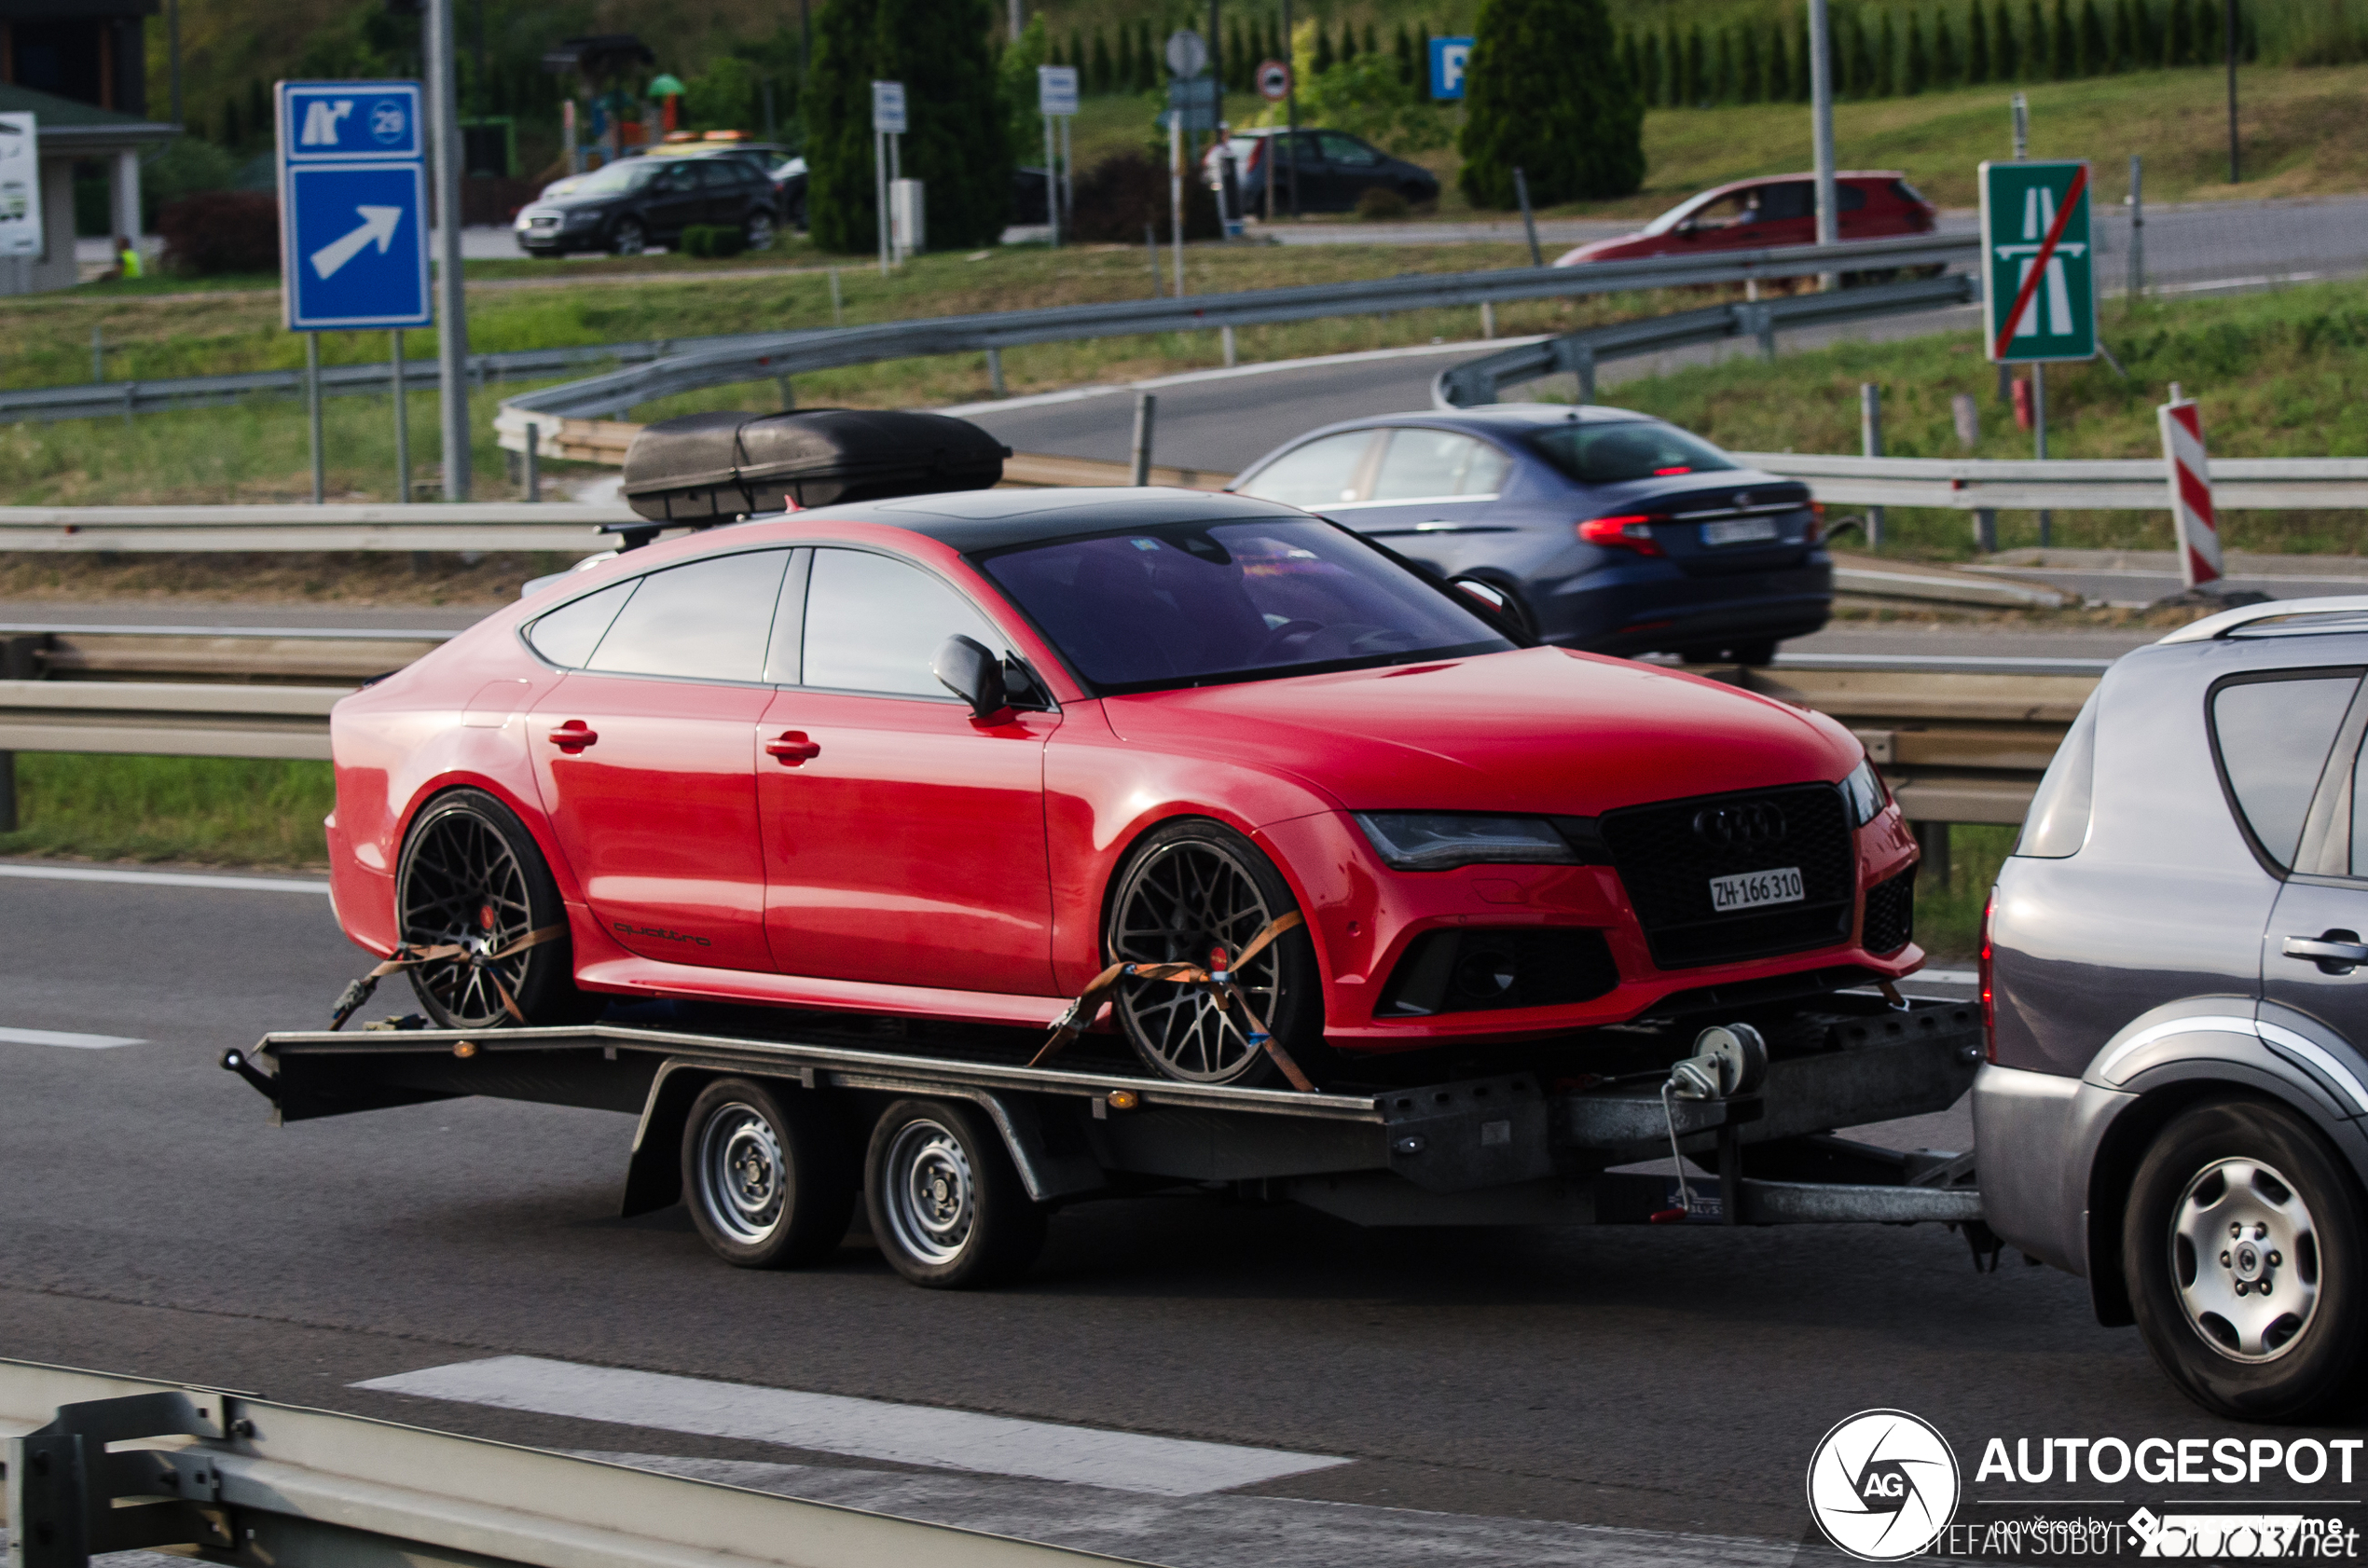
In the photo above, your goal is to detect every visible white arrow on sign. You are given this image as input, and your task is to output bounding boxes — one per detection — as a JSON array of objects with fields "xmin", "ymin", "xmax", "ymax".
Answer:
[{"xmin": 310, "ymin": 205, "xmax": 403, "ymax": 280}]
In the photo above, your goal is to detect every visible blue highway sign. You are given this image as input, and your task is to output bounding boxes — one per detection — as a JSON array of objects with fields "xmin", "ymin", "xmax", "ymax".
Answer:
[
  {"xmin": 276, "ymin": 81, "xmax": 430, "ymax": 330},
  {"xmin": 1430, "ymin": 36, "xmax": 1473, "ymax": 101}
]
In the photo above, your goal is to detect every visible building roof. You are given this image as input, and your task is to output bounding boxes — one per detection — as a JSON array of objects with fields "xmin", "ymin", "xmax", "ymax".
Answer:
[{"xmin": 0, "ymin": 82, "xmax": 175, "ymax": 149}]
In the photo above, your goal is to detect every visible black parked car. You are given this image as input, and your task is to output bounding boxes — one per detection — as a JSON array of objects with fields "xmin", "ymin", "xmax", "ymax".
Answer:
[
  {"xmin": 515, "ymin": 155, "xmax": 779, "ymax": 257},
  {"xmin": 1980, "ymin": 597, "xmax": 2368, "ymax": 1421},
  {"xmin": 1230, "ymin": 406, "xmax": 1830, "ymax": 662},
  {"xmin": 1202, "ymin": 128, "xmax": 1439, "ymax": 214}
]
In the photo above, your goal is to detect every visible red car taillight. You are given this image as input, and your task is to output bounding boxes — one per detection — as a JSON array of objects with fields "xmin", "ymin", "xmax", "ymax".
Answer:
[
  {"xmin": 1978, "ymin": 888, "xmax": 1998, "ymax": 1061},
  {"xmin": 1807, "ymin": 500, "xmax": 1825, "ymax": 544},
  {"xmin": 1245, "ymin": 140, "xmax": 1266, "ymax": 170},
  {"xmin": 1576, "ymin": 515, "xmax": 1663, "ymax": 556}
]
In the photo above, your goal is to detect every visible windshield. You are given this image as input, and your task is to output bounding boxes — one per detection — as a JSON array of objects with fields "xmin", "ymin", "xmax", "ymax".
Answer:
[
  {"xmin": 562, "ymin": 161, "xmax": 659, "ymax": 197},
  {"xmin": 977, "ymin": 517, "xmax": 1511, "ymax": 692},
  {"xmin": 1527, "ymin": 420, "xmax": 1739, "ymax": 485}
]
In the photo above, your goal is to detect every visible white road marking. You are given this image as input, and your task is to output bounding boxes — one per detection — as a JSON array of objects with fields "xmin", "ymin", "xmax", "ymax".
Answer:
[
  {"xmin": 0, "ymin": 863, "xmax": 330, "ymax": 894},
  {"xmin": 0, "ymin": 1025, "xmax": 145, "ymax": 1049},
  {"xmin": 356, "ymin": 1355, "xmax": 1350, "ymax": 1497}
]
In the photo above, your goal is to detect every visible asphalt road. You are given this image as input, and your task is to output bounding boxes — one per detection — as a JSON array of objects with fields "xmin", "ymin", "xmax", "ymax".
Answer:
[{"xmin": 0, "ymin": 861, "xmax": 2315, "ymax": 1566}]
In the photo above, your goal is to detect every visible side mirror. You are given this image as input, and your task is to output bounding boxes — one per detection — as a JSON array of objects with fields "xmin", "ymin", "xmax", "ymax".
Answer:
[
  {"xmin": 933, "ymin": 634, "xmax": 1013, "ymax": 722},
  {"xmin": 1453, "ymin": 578, "xmax": 1512, "ymax": 615}
]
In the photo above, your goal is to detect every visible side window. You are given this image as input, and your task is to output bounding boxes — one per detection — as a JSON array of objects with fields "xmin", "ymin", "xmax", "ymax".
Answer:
[
  {"xmin": 1235, "ymin": 430, "xmax": 1378, "ymax": 507},
  {"xmin": 526, "ymin": 581, "xmax": 634, "ymax": 667},
  {"xmin": 2015, "ymin": 691, "xmax": 2098, "ymax": 859},
  {"xmin": 1369, "ymin": 429, "xmax": 1512, "ymax": 502},
  {"xmin": 1838, "ymin": 184, "xmax": 1868, "ymax": 212},
  {"xmin": 584, "ymin": 550, "xmax": 790, "ymax": 682},
  {"xmin": 2210, "ymin": 674, "xmax": 2360, "ymax": 869},
  {"xmin": 1317, "ymin": 132, "xmax": 1380, "ymax": 167},
  {"xmin": 1759, "ymin": 182, "xmax": 1815, "ymax": 221},
  {"xmin": 803, "ymin": 548, "xmax": 1003, "ymax": 698}
]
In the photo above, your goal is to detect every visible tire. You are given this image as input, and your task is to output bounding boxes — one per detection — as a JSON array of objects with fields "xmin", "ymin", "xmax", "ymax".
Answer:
[
  {"xmin": 863, "ymin": 1098, "xmax": 1045, "ymax": 1288},
  {"xmin": 744, "ymin": 210, "xmax": 775, "ymax": 252},
  {"xmin": 1102, "ymin": 818, "xmax": 1329, "ymax": 1087},
  {"xmin": 1728, "ymin": 638, "xmax": 1778, "ymax": 667},
  {"xmin": 681, "ymin": 1077, "xmax": 857, "ymax": 1269},
  {"xmin": 2124, "ymin": 1096, "xmax": 2368, "ymax": 1421},
  {"xmin": 610, "ymin": 218, "xmax": 646, "ymax": 256},
  {"xmin": 394, "ymin": 788, "xmax": 599, "ymax": 1029}
]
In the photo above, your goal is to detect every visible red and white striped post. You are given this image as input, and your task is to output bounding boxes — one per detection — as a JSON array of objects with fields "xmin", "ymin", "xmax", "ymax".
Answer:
[{"xmin": 2158, "ymin": 385, "xmax": 2223, "ymax": 592}]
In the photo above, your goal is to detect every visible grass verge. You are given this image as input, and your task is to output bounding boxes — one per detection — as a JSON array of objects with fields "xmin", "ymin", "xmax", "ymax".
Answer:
[{"xmin": 0, "ymin": 755, "xmax": 334, "ymax": 867}]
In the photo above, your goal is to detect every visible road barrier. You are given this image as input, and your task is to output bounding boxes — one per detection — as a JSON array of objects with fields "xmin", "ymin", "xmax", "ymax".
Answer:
[
  {"xmin": 0, "ymin": 1356, "xmax": 1120, "ymax": 1568},
  {"xmin": 1430, "ymin": 273, "xmax": 1979, "ymax": 407},
  {"xmin": 0, "ymin": 502, "xmax": 625, "ymax": 554}
]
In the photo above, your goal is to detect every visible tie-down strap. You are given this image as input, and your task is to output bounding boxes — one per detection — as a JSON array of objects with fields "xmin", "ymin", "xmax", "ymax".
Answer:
[{"xmin": 328, "ymin": 924, "xmax": 567, "ymax": 1031}]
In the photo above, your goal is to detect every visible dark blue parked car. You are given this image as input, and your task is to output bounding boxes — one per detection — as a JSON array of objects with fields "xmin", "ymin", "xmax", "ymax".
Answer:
[{"xmin": 1228, "ymin": 406, "xmax": 1833, "ymax": 663}]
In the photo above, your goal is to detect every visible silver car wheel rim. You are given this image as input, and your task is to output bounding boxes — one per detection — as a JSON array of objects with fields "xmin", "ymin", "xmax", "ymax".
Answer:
[
  {"xmin": 1109, "ymin": 841, "xmax": 1282, "ymax": 1083},
  {"xmin": 882, "ymin": 1119, "xmax": 973, "ymax": 1267},
  {"xmin": 2170, "ymin": 1156, "xmax": 2321, "ymax": 1363},
  {"xmin": 747, "ymin": 213, "xmax": 773, "ymax": 250},
  {"xmin": 613, "ymin": 222, "xmax": 643, "ymax": 254},
  {"xmin": 695, "ymin": 1103, "xmax": 784, "ymax": 1245}
]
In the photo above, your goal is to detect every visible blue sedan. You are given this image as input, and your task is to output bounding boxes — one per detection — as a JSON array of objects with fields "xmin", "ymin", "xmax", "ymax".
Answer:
[{"xmin": 1228, "ymin": 406, "xmax": 1833, "ymax": 663}]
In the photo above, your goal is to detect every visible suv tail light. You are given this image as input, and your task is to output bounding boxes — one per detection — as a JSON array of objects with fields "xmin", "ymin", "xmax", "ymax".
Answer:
[
  {"xmin": 1577, "ymin": 515, "xmax": 1663, "ymax": 556},
  {"xmin": 1979, "ymin": 888, "xmax": 1997, "ymax": 1061}
]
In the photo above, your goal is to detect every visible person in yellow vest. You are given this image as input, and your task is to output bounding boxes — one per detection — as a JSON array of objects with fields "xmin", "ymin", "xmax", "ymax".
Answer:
[{"xmin": 109, "ymin": 235, "xmax": 144, "ymax": 281}]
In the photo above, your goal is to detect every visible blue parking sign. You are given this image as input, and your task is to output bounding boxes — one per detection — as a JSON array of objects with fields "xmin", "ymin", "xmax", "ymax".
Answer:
[
  {"xmin": 1430, "ymin": 36, "xmax": 1473, "ymax": 101},
  {"xmin": 277, "ymin": 80, "xmax": 430, "ymax": 330}
]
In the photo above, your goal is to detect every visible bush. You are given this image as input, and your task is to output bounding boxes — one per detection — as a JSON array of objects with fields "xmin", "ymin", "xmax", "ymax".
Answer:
[
  {"xmin": 1459, "ymin": 0, "xmax": 1644, "ymax": 209},
  {"xmin": 1067, "ymin": 150, "xmax": 1219, "ymax": 244},
  {"xmin": 1355, "ymin": 186, "xmax": 1411, "ymax": 221},
  {"xmin": 680, "ymin": 224, "xmax": 749, "ymax": 259},
  {"xmin": 158, "ymin": 191, "xmax": 281, "ymax": 276}
]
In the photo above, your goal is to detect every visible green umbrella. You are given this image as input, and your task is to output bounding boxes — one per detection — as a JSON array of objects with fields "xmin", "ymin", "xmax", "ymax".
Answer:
[{"xmin": 648, "ymin": 73, "xmax": 686, "ymax": 97}]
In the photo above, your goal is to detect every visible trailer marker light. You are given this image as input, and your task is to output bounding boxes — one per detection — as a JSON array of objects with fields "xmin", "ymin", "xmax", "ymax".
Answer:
[
  {"xmin": 1106, "ymin": 1089, "xmax": 1139, "ymax": 1111},
  {"xmin": 453, "ymin": 1040, "xmax": 479, "ymax": 1059}
]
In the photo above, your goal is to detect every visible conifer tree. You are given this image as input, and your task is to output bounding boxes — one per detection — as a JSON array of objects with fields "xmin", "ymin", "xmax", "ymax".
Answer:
[
  {"xmin": 1877, "ymin": 11, "xmax": 1898, "ymax": 92},
  {"xmin": 1967, "ymin": 0, "xmax": 1990, "ymax": 78},
  {"xmin": 1906, "ymin": 12, "xmax": 1930, "ymax": 90},
  {"xmin": 2051, "ymin": 0, "xmax": 2075, "ymax": 75},
  {"xmin": 1936, "ymin": 11, "xmax": 1962, "ymax": 83},
  {"xmin": 1994, "ymin": 0, "xmax": 2019, "ymax": 75},
  {"xmin": 1458, "ymin": 0, "xmax": 1645, "ymax": 204}
]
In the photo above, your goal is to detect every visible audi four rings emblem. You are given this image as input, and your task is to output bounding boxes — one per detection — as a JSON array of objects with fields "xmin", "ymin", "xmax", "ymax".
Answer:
[{"xmin": 1694, "ymin": 802, "xmax": 1787, "ymax": 847}]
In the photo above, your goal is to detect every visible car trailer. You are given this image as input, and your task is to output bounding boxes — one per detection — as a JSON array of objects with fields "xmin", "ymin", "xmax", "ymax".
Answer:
[{"xmin": 221, "ymin": 992, "xmax": 1989, "ymax": 1286}]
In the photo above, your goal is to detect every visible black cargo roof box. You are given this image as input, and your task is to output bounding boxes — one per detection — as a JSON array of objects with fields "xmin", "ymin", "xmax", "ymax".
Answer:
[{"xmin": 619, "ymin": 408, "xmax": 1010, "ymax": 524}]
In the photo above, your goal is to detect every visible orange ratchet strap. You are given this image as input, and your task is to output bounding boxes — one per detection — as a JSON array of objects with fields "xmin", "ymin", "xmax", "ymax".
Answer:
[{"xmin": 328, "ymin": 924, "xmax": 566, "ymax": 1031}]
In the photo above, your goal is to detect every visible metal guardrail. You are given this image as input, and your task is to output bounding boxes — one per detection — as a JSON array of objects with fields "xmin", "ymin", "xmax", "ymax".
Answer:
[
  {"xmin": 1738, "ymin": 451, "xmax": 2368, "ymax": 513},
  {"xmin": 1431, "ymin": 273, "xmax": 1978, "ymax": 407},
  {"xmin": 493, "ymin": 233, "xmax": 1980, "ymax": 435},
  {"xmin": 0, "ymin": 502, "xmax": 626, "ymax": 554},
  {"xmin": 0, "ymin": 1356, "xmax": 1121, "ymax": 1568},
  {"xmin": 0, "ymin": 633, "xmax": 2091, "ymax": 822}
]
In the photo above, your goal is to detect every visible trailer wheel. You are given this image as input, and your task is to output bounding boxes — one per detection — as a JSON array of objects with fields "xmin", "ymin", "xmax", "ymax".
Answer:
[
  {"xmin": 2124, "ymin": 1096, "xmax": 2368, "ymax": 1421},
  {"xmin": 682, "ymin": 1077, "xmax": 857, "ymax": 1269},
  {"xmin": 863, "ymin": 1098, "xmax": 1045, "ymax": 1289},
  {"xmin": 395, "ymin": 789, "xmax": 598, "ymax": 1030},
  {"xmin": 1103, "ymin": 820, "xmax": 1328, "ymax": 1087}
]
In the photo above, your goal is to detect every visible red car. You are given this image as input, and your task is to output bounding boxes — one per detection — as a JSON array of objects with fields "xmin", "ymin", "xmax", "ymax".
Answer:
[
  {"xmin": 325, "ymin": 488, "xmax": 1921, "ymax": 1086},
  {"xmin": 1553, "ymin": 172, "xmax": 1936, "ymax": 267}
]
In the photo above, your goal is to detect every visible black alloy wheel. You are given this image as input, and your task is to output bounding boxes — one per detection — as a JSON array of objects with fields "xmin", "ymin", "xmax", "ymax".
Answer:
[
  {"xmin": 394, "ymin": 789, "xmax": 594, "ymax": 1030},
  {"xmin": 610, "ymin": 216, "xmax": 646, "ymax": 256},
  {"xmin": 1103, "ymin": 820, "xmax": 1327, "ymax": 1086}
]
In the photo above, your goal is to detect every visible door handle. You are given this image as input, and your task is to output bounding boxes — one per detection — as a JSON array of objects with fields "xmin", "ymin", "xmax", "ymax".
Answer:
[
  {"xmin": 547, "ymin": 720, "xmax": 598, "ymax": 752},
  {"xmin": 764, "ymin": 731, "xmax": 822, "ymax": 765},
  {"xmin": 2284, "ymin": 931, "xmax": 2368, "ymax": 968}
]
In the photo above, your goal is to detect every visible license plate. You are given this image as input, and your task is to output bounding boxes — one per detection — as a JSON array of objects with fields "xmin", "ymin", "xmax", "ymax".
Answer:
[
  {"xmin": 1709, "ymin": 866, "xmax": 1804, "ymax": 913},
  {"xmin": 1701, "ymin": 517, "xmax": 1780, "ymax": 547}
]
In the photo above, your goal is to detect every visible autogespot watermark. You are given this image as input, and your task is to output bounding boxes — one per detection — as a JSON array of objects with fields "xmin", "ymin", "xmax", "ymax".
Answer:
[{"xmin": 1806, "ymin": 1412, "xmax": 2367, "ymax": 1561}]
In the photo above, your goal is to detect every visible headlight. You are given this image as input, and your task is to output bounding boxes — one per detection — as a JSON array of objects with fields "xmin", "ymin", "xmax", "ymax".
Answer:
[
  {"xmin": 1355, "ymin": 812, "xmax": 1579, "ymax": 871},
  {"xmin": 1840, "ymin": 758, "xmax": 1888, "ymax": 827}
]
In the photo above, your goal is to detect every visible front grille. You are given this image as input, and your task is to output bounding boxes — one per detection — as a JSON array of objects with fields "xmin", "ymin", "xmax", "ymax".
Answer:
[
  {"xmin": 1862, "ymin": 867, "xmax": 1916, "ymax": 955},
  {"xmin": 1600, "ymin": 782, "xmax": 1855, "ymax": 969},
  {"xmin": 1377, "ymin": 928, "xmax": 1620, "ymax": 1017}
]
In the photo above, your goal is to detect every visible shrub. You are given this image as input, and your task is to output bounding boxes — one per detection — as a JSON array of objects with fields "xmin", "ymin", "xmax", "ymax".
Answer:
[
  {"xmin": 158, "ymin": 191, "xmax": 281, "ymax": 276},
  {"xmin": 680, "ymin": 224, "xmax": 749, "ymax": 258},
  {"xmin": 1067, "ymin": 150, "xmax": 1219, "ymax": 244},
  {"xmin": 1459, "ymin": 0, "xmax": 1644, "ymax": 208},
  {"xmin": 1355, "ymin": 186, "xmax": 1411, "ymax": 221}
]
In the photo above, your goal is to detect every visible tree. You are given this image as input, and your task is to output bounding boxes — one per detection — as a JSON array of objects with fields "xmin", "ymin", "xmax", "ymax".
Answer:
[
  {"xmin": 1458, "ymin": 0, "xmax": 1645, "ymax": 207},
  {"xmin": 1738, "ymin": 23, "xmax": 1763, "ymax": 99},
  {"xmin": 1906, "ymin": 12, "xmax": 1930, "ymax": 90},
  {"xmin": 1684, "ymin": 21, "xmax": 1707, "ymax": 103},
  {"xmin": 1396, "ymin": 22, "xmax": 1416, "ymax": 86},
  {"xmin": 1711, "ymin": 26, "xmax": 1733, "ymax": 101},
  {"xmin": 1661, "ymin": 22, "xmax": 1682, "ymax": 103},
  {"xmin": 2026, "ymin": 0, "xmax": 2047, "ymax": 72},
  {"xmin": 1968, "ymin": 0, "xmax": 1991, "ymax": 78},
  {"xmin": 1620, "ymin": 31, "xmax": 1645, "ymax": 100},
  {"xmin": 2052, "ymin": 0, "xmax": 2076, "ymax": 74},
  {"xmin": 2079, "ymin": 0, "xmax": 2111, "ymax": 68},
  {"xmin": 1994, "ymin": 0, "xmax": 2019, "ymax": 75},
  {"xmin": 1936, "ymin": 11, "xmax": 1962, "ymax": 83},
  {"xmin": 809, "ymin": 0, "xmax": 1012, "ymax": 253},
  {"xmin": 1876, "ymin": 11, "xmax": 1899, "ymax": 92},
  {"xmin": 1090, "ymin": 30, "xmax": 1113, "ymax": 94},
  {"xmin": 1845, "ymin": 9, "xmax": 1875, "ymax": 94},
  {"xmin": 1314, "ymin": 21, "xmax": 1336, "ymax": 74}
]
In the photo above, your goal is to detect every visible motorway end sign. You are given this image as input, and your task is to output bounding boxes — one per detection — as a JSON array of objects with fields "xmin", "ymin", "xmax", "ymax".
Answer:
[
  {"xmin": 276, "ymin": 80, "xmax": 429, "ymax": 330},
  {"xmin": 1979, "ymin": 158, "xmax": 2096, "ymax": 364}
]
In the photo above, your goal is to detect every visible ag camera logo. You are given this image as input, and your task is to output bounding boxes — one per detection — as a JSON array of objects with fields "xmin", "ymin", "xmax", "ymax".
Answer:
[{"xmin": 1807, "ymin": 1409, "xmax": 1962, "ymax": 1561}]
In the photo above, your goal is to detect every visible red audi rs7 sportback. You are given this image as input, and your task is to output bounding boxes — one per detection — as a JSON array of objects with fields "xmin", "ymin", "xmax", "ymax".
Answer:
[{"xmin": 325, "ymin": 487, "xmax": 1921, "ymax": 1085}]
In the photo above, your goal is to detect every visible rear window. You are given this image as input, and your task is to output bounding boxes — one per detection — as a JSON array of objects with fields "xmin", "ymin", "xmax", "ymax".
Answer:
[
  {"xmin": 2210, "ymin": 673, "xmax": 2361, "ymax": 868},
  {"xmin": 1891, "ymin": 178, "xmax": 1929, "ymax": 206},
  {"xmin": 1525, "ymin": 420, "xmax": 1738, "ymax": 486}
]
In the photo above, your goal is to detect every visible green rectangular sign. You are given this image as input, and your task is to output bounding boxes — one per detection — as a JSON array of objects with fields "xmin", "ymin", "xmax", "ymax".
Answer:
[{"xmin": 1978, "ymin": 158, "xmax": 2097, "ymax": 364}]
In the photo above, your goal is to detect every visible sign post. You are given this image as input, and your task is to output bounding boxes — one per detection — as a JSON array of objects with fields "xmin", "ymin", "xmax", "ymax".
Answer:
[
  {"xmin": 275, "ymin": 80, "xmax": 430, "ymax": 502},
  {"xmin": 1038, "ymin": 64, "xmax": 1076, "ymax": 246},
  {"xmin": 1981, "ymin": 157, "xmax": 2095, "ymax": 551},
  {"xmin": 1428, "ymin": 36, "xmax": 1472, "ymax": 99},
  {"xmin": 871, "ymin": 80, "xmax": 905, "ymax": 276},
  {"xmin": 2159, "ymin": 386, "xmax": 2224, "ymax": 592}
]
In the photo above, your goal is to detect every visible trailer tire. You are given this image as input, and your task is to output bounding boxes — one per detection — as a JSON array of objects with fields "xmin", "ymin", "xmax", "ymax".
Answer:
[
  {"xmin": 396, "ymin": 788, "xmax": 599, "ymax": 1030},
  {"xmin": 864, "ymin": 1098, "xmax": 1045, "ymax": 1289},
  {"xmin": 682, "ymin": 1077, "xmax": 858, "ymax": 1269},
  {"xmin": 2124, "ymin": 1095, "xmax": 2368, "ymax": 1421}
]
